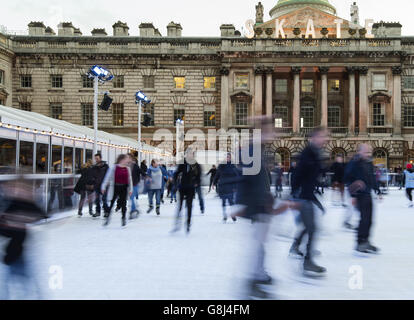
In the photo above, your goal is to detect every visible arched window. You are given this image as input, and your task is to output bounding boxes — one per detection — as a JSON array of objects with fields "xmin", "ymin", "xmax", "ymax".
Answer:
[
  {"xmin": 408, "ymin": 150, "xmax": 414, "ymax": 164},
  {"xmin": 275, "ymin": 148, "xmax": 291, "ymax": 172},
  {"xmin": 373, "ymin": 148, "xmax": 388, "ymax": 168},
  {"xmin": 331, "ymin": 148, "xmax": 347, "ymax": 162}
]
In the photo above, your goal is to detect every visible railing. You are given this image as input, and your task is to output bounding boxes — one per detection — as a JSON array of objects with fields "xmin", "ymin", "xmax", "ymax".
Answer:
[
  {"xmin": 368, "ymin": 127, "xmax": 394, "ymax": 134},
  {"xmin": 275, "ymin": 127, "xmax": 293, "ymax": 136},
  {"xmin": 300, "ymin": 127, "xmax": 314, "ymax": 136},
  {"xmin": 329, "ymin": 127, "xmax": 349, "ymax": 136}
]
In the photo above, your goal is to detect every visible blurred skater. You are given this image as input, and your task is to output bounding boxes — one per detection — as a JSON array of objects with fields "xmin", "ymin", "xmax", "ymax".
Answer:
[
  {"xmin": 74, "ymin": 160, "xmax": 95, "ymax": 217},
  {"xmin": 206, "ymin": 165, "xmax": 217, "ymax": 193},
  {"xmin": 146, "ymin": 159, "xmax": 167, "ymax": 216},
  {"xmin": 91, "ymin": 154, "xmax": 109, "ymax": 218},
  {"xmin": 128, "ymin": 153, "xmax": 142, "ymax": 219}
]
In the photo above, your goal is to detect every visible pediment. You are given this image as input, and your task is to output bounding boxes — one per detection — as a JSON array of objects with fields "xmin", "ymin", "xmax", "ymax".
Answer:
[
  {"xmin": 369, "ymin": 91, "xmax": 392, "ymax": 103},
  {"xmin": 257, "ymin": 6, "xmax": 352, "ymax": 33},
  {"xmin": 230, "ymin": 90, "xmax": 253, "ymax": 102}
]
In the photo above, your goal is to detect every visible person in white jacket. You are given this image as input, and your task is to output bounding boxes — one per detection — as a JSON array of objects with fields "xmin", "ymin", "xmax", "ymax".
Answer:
[{"xmin": 101, "ymin": 154, "xmax": 133, "ymax": 227}]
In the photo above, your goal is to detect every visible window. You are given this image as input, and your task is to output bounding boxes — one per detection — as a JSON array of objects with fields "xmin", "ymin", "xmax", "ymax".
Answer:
[
  {"xmin": 235, "ymin": 102, "xmax": 248, "ymax": 126},
  {"xmin": 235, "ymin": 73, "xmax": 249, "ymax": 89},
  {"xmin": 0, "ymin": 70, "xmax": 4, "ymax": 85},
  {"xmin": 143, "ymin": 75, "xmax": 155, "ymax": 89},
  {"xmin": 404, "ymin": 105, "xmax": 414, "ymax": 127},
  {"xmin": 75, "ymin": 148, "xmax": 84, "ymax": 172},
  {"xmin": 51, "ymin": 145, "xmax": 62, "ymax": 174},
  {"xmin": 64, "ymin": 147, "xmax": 73, "ymax": 174},
  {"xmin": 275, "ymin": 79, "xmax": 288, "ymax": 93},
  {"xmin": 20, "ymin": 102, "xmax": 31, "ymax": 111},
  {"xmin": 174, "ymin": 107, "xmax": 185, "ymax": 126},
  {"xmin": 274, "ymin": 106, "xmax": 288, "ymax": 128},
  {"xmin": 82, "ymin": 75, "xmax": 94, "ymax": 88},
  {"xmin": 0, "ymin": 138, "xmax": 16, "ymax": 168},
  {"xmin": 174, "ymin": 77, "xmax": 185, "ymax": 89},
  {"xmin": 112, "ymin": 103, "xmax": 124, "ymax": 126},
  {"xmin": 301, "ymin": 79, "xmax": 314, "ymax": 93},
  {"xmin": 21, "ymin": 75, "xmax": 32, "ymax": 88},
  {"xmin": 328, "ymin": 79, "xmax": 341, "ymax": 93},
  {"xmin": 51, "ymin": 75, "xmax": 63, "ymax": 88},
  {"xmin": 300, "ymin": 106, "xmax": 314, "ymax": 128},
  {"xmin": 328, "ymin": 106, "xmax": 341, "ymax": 128},
  {"xmin": 404, "ymin": 76, "xmax": 414, "ymax": 90},
  {"xmin": 113, "ymin": 75, "xmax": 124, "ymax": 88},
  {"xmin": 204, "ymin": 106, "xmax": 216, "ymax": 127},
  {"xmin": 36, "ymin": 143, "xmax": 48, "ymax": 173},
  {"xmin": 50, "ymin": 103, "xmax": 62, "ymax": 120},
  {"xmin": 143, "ymin": 103, "xmax": 155, "ymax": 127},
  {"xmin": 275, "ymin": 148, "xmax": 291, "ymax": 172},
  {"xmin": 81, "ymin": 103, "xmax": 93, "ymax": 126},
  {"xmin": 373, "ymin": 149, "xmax": 388, "ymax": 168},
  {"xmin": 204, "ymin": 77, "xmax": 216, "ymax": 89},
  {"xmin": 373, "ymin": 74, "xmax": 386, "ymax": 90},
  {"xmin": 373, "ymin": 103, "xmax": 385, "ymax": 126},
  {"xmin": 19, "ymin": 141, "xmax": 33, "ymax": 171}
]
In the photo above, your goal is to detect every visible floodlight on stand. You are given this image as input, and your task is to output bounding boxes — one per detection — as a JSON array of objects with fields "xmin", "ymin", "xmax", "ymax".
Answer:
[
  {"xmin": 135, "ymin": 91, "xmax": 151, "ymax": 104},
  {"xmin": 88, "ymin": 65, "xmax": 114, "ymax": 82}
]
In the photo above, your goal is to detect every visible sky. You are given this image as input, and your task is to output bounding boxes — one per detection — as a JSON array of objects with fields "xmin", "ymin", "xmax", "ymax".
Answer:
[{"xmin": 1, "ymin": 0, "xmax": 413, "ymax": 37}]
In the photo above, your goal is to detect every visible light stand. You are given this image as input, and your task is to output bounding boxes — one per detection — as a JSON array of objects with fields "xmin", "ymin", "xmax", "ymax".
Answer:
[{"xmin": 135, "ymin": 91, "xmax": 151, "ymax": 163}]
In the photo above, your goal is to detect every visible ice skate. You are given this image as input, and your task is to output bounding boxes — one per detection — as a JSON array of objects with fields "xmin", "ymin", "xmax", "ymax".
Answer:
[
  {"xmin": 289, "ymin": 245, "xmax": 304, "ymax": 259},
  {"xmin": 303, "ymin": 259, "xmax": 327, "ymax": 277},
  {"xmin": 156, "ymin": 206, "xmax": 160, "ymax": 216},
  {"xmin": 147, "ymin": 206, "xmax": 154, "ymax": 214}
]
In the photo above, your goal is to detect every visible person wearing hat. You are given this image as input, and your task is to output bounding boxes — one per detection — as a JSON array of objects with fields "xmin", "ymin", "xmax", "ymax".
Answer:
[{"xmin": 404, "ymin": 163, "xmax": 414, "ymax": 207}]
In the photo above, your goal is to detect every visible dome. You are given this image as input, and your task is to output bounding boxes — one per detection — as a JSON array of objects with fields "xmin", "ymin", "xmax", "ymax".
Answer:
[{"xmin": 269, "ymin": 0, "xmax": 337, "ymax": 18}]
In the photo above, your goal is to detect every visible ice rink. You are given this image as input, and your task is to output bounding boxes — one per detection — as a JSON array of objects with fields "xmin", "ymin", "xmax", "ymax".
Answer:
[{"xmin": 2, "ymin": 188, "xmax": 414, "ymax": 300}]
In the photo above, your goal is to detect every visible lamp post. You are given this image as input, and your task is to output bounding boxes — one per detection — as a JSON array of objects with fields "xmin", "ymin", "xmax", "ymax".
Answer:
[
  {"xmin": 87, "ymin": 65, "xmax": 113, "ymax": 161},
  {"xmin": 135, "ymin": 91, "xmax": 151, "ymax": 163}
]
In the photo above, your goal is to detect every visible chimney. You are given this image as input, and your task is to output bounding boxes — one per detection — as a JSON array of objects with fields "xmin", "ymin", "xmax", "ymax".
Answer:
[
  {"xmin": 113, "ymin": 21, "xmax": 129, "ymax": 36},
  {"xmin": 167, "ymin": 22, "xmax": 182, "ymax": 37},
  {"xmin": 28, "ymin": 22, "xmax": 46, "ymax": 36},
  {"xmin": 220, "ymin": 24, "xmax": 236, "ymax": 37},
  {"xmin": 45, "ymin": 26, "xmax": 56, "ymax": 36},
  {"xmin": 91, "ymin": 28, "xmax": 107, "ymax": 36},
  {"xmin": 58, "ymin": 22, "xmax": 75, "ymax": 36},
  {"xmin": 74, "ymin": 28, "xmax": 82, "ymax": 36},
  {"xmin": 139, "ymin": 23, "xmax": 161, "ymax": 37}
]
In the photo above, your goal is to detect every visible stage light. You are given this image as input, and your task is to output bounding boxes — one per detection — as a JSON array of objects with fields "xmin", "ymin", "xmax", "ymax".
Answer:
[{"xmin": 135, "ymin": 91, "xmax": 151, "ymax": 104}]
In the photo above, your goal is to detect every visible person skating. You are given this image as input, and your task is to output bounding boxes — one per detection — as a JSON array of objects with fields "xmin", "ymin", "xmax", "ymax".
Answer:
[
  {"xmin": 167, "ymin": 163, "xmax": 177, "ymax": 203},
  {"xmin": 160, "ymin": 163, "xmax": 168, "ymax": 204},
  {"xmin": 91, "ymin": 154, "xmax": 109, "ymax": 218},
  {"xmin": 331, "ymin": 155, "xmax": 346, "ymax": 208},
  {"xmin": 404, "ymin": 164, "xmax": 414, "ymax": 207},
  {"xmin": 172, "ymin": 149, "xmax": 201, "ymax": 234},
  {"xmin": 213, "ymin": 153, "xmax": 240, "ymax": 223},
  {"xmin": 140, "ymin": 160, "xmax": 148, "ymax": 178},
  {"xmin": 146, "ymin": 159, "xmax": 165, "ymax": 216},
  {"xmin": 273, "ymin": 163, "xmax": 283, "ymax": 198},
  {"xmin": 344, "ymin": 144, "xmax": 381, "ymax": 254},
  {"xmin": 289, "ymin": 127, "xmax": 329, "ymax": 276},
  {"xmin": 74, "ymin": 160, "xmax": 95, "ymax": 217},
  {"xmin": 206, "ymin": 165, "xmax": 217, "ymax": 193},
  {"xmin": 101, "ymin": 154, "xmax": 133, "ymax": 227},
  {"xmin": 194, "ymin": 160, "xmax": 205, "ymax": 214},
  {"xmin": 128, "ymin": 153, "xmax": 142, "ymax": 219}
]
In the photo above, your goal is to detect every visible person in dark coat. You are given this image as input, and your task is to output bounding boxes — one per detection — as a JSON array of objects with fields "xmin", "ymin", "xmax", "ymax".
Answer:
[
  {"xmin": 206, "ymin": 165, "xmax": 217, "ymax": 193},
  {"xmin": 213, "ymin": 153, "xmax": 240, "ymax": 223},
  {"xmin": 331, "ymin": 155, "xmax": 346, "ymax": 206},
  {"xmin": 128, "ymin": 154, "xmax": 142, "ymax": 218},
  {"xmin": 75, "ymin": 160, "xmax": 95, "ymax": 217},
  {"xmin": 172, "ymin": 150, "xmax": 202, "ymax": 234},
  {"xmin": 344, "ymin": 144, "xmax": 381, "ymax": 254},
  {"xmin": 273, "ymin": 163, "xmax": 284, "ymax": 198},
  {"xmin": 289, "ymin": 127, "xmax": 329, "ymax": 276},
  {"xmin": 140, "ymin": 160, "xmax": 148, "ymax": 178},
  {"xmin": 91, "ymin": 154, "xmax": 109, "ymax": 218}
]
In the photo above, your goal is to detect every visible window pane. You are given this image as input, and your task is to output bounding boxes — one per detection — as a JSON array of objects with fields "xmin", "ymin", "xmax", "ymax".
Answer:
[
  {"xmin": 0, "ymin": 70, "xmax": 4, "ymax": 85},
  {"xmin": 301, "ymin": 80, "xmax": 313, "ymax": 93},
  {"xmin": 235, "ymin": 74, "xmax": 249, "ymax": 89},
  {"xmin": 174, "ymin": 108, "xmax": 185, "ymax": 126},
  {"xmin": 404, "ymin": 105, "xmax": 414, "ymax": 127},
  {"xmin": 275, "ymin": 79, "xmax": 287, "ymax": 93},
  {"xmin": 75, "ymin": 148, "xmax": 84, "ymax": 172},
  {"xmin": 404, "ymin": 76, "xmax": 414, "ymax": 90},
  {"xmin": 112, "ymin": 103, "xmax": 124, "ymax": 126},
  {"xmin": 143, "ymin": 104, "xmax": 155, "ymax": 126},
  {"xmin": 113, "ymin": 75, "xmax": 124, "ymax": 88},
  {"xmin": 300, "ymin": 106, "xmax": 314, "ymax": 128},
  {"xmin": 51, "ymin": 75, "xmax": 63, "ymax": 88},
  {"xmin": 64, "ymin": 147, "xmax": 73, "ymax": 174},
  {"xmin": 86, "ymin": 150, "xmax": 93, "ymax": 162},
  {"xmin": 19, "ymin": 141, "xmax": 33, "ymax": 171},
  {"xmin": 204, "ymin": 109, "xmax": 216, "ymax": 127},
  {"xmin": 20, "ymin": 102, "xmax": 31, "ymax": 111},
  {"xmin": 328, "ymin": 106, "xmax": 341, "ymax": 127},
  {"xmin": 373, "ymin": 74, "xmax": 386, "ymax": 90},
  {"xmin": 204, "ymin": 77, "xmax": 216, "ymax": 89},
  {"xmin": 235, "ymin": 102, "xmax": 248, "ymax": 125},
  {"xmin": 36, "ymin": 143, "xmax": 48, "ymax": 174},
  {"xmin": 274, "ymin": 106, "xmax": 288, "ymax": 127},
  {"xmin": 82, "ymin": 75, "xmax": 94, "ymax": 88},
  {"xmin": 50, "ymin": 103, "xmax": 63, "ymax": 120},
  {"xmin": 174, "ymin": 77, "xmax": 185, "ymax": 89},
  {"xmin": 82, "ymin": 103, "xmax": 93, "ymax": 126},
  {"xmin": 51, "ymin": 145, "xmax": 62, "ymax": 173},
  {"xmin": 328, "ymin": 79, "xmax": 340, "ymax": 93},
  {"xmin": 373, "ymin": 103, "xmax": 385, "ymax": 126},
  {"xmin": 0, "ymin": 138, "xmax": 16, "ymax": 170},
  {"xmin": 21, "ymin": 75, "xmax": 32, "ymax": 88}
]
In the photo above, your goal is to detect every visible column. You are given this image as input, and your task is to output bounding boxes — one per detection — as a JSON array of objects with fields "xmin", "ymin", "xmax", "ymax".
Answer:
[
  {"xmin": 266, "ymin": 67, "xmax": 273, "ymax": 117},
  {"xmin": 220, "ymin": 67, "xmax": 230, "ymax": 130},
  {"xmin": 359, "ymin": 67, "xmax": 369, "ymax": 135},
  {"xmin": 347, "ymin": 67, "xmax": 357, "ymax": 134},
  {"xmin": 254, "ymin": 66, "xmax": 264, "ymax": 118},
  {"xmin": 392, "ymin": 66, "xmax": 402, "ymax": 136},
  {"xmin": 319, "ymin": 67, "xmax": 329, "ymax": 128},
  {"xmin": 292, "ymin": 67, "xmax": 301, "ymax": 134}
]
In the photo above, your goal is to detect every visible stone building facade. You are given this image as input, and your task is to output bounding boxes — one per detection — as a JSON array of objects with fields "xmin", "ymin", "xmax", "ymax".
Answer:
[{"xmin": 1, "ymin": 0, "xmax": 414, "ymax": 169}]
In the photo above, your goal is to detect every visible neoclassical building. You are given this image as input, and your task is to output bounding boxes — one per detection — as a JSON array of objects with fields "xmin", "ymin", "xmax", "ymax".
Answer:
[{"xmin": 1, "ymin": 0, "xmax": 414, "ymax": 169}]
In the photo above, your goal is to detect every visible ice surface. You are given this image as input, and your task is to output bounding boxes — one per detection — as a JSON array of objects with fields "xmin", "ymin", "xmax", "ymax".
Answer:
[{"xmin": 1, "ymin": 188, "xmax": 413, "ymax": 300}]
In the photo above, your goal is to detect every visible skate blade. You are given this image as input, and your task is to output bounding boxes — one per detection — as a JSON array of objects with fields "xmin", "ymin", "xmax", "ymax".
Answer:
[
  {"xmin": 288, "ymin": 254, "xmax": 304, "ymax": 260},
  {"xmin": 303, "ymin": 270, "xmax": 327, "ymax": 278}
]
